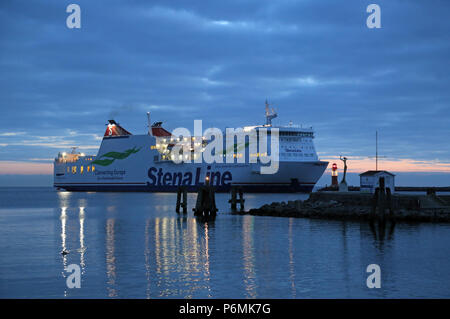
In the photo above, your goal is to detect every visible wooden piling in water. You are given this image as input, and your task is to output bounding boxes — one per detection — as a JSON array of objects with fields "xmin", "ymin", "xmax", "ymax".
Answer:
[
  {"xmin": 369, "ymin": 177, "xmax": 397, "ymax": 239},
  {"xmin": 229, "ymin": 187, "xmax": 237, "ymax": 211},
  {"xmin": 229, "ymin": 186, "xmax": 245, "ymax": 211},
  {"xmin": 193, "ymin": 185, "xmax": 218, "ymax": 219},
  {"xmin": 176, "ymin": 186, "xmax": 188, "ymax": 214},
  {"xmin": 238, "ymin": 187, "xmax": 245, "ymax": 211},
  {"xmin": 371, "ymin": 177, "xmax": 395, "ymax": 221}
]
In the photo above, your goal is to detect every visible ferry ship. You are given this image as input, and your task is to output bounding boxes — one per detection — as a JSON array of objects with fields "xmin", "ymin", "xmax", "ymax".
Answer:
[{"xmin": 54, "ymin": 103, "xmax": 328, "ymax": 192}]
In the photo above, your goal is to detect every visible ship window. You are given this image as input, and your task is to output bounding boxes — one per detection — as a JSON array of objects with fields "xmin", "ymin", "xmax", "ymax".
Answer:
[
  {"xmin": 72, "ymin": 166, "xmax": 77, "ymax": 174},
  {"xmin": 67, "ymin": 167, "xmax": 70, "ymax": 173},
  {"xmin": 80, "ymin": 166, "xmax": 84, "ymax": 174},
  {"xmin": 87, "ymin": 166, "xmax": 91, "ymax": 172},
  {"xmin": 92, "ymin": 166, "xmax": 95, "ymax": 172}
]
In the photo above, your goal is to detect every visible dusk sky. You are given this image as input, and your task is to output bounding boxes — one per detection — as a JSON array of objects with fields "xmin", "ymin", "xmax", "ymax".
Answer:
[{"xmin": 0, "ymin": 0, "xmax": 449, "ymax": 186}]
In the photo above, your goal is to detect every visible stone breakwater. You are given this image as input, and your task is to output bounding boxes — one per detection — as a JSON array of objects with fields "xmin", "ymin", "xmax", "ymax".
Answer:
[{"xmin": 237, "ymin": 192, "xmax": 450, "ymax": 222}]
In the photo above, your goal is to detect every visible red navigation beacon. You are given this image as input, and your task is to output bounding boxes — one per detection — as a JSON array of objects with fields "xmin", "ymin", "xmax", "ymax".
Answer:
[{"xmin": 331, "ymin": 163, "xmax": 338, "ymax": 187}]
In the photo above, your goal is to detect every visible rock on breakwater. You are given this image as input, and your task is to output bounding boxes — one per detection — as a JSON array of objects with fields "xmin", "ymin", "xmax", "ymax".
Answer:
[{"xmin": 237, "ymin": 192, "xmax": 450, "ymax": 222}]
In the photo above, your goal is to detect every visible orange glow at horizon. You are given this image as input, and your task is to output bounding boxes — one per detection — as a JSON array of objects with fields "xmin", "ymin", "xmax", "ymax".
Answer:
[
  {"xmin": 322, "ymin": 157, "xmax": 450, "ymax": 173},
  {"xmin": 0, "ymin": 161, "xmax": 53, "ymax": 175},
  {"xmin": 0, "ymin": 157, "xmax": 449, "ymax": 175}
]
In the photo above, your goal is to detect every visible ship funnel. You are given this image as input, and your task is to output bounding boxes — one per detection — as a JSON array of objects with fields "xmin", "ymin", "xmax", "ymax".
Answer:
[{"xmin": 104, "ymin": 120, "xmax": 132, "ymax": 137}]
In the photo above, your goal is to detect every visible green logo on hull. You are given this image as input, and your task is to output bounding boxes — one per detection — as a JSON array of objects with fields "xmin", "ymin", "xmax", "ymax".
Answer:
[
  {"xmin": 223, "ymin": 142, "xmax": 250, "ymax": 155},
  {"xmin": 92, "ymin": 146, "xmax": 141, "ymax": 166}
]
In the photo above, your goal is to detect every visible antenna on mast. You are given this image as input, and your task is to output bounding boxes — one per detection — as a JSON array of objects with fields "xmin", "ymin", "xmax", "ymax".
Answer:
[
  {"xmin": 147, "ymin": 112, "xmax": 152, "ymax": 135},
  {"xmin": 368, "ymin": 130, "xmax": 386, "ymax": 171},
  {"xmin": 265, "ymin": 99, "xmax": 277, "ymax": 126},
  {"xmin": 376, "ymin": 130, "xmax": 378, "ymax": 171}
]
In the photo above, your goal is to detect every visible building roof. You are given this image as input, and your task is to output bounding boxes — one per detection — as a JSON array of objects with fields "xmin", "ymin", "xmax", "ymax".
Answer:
[{"xmin": 359, "ymin": 170, "xmax": 395, "ymax": 177}]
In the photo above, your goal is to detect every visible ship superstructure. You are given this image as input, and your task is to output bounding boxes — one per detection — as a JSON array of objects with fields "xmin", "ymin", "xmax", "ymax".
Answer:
[{"xmin": 54, "ymin": 104, "xmax": 328, "ymax": 192}]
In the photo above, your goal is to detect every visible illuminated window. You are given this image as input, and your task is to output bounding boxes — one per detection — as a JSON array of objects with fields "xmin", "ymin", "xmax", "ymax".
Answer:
[
  {"xmin": 80, "ymin": 166, "xmax": 84, "ymax": 174},
  {"xmin": 67, "ymin": 167, "xmax": 70, "ymax": 173},
  {"xmin": 92, "ymin": 166, "xmax": 95, "ymax": 172},
  {"xmin": 72, "ymin": 166, "xmax": 77, "ymax": 174},
  {"xmin": 87, "ymin": 166, "xmax": 91, "ymax": 172}
]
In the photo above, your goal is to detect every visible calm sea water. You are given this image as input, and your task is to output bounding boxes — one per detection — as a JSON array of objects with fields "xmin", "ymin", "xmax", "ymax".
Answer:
[{"xmin": 0, "ymin": 187, "xmax": 449, "ymax": 298}]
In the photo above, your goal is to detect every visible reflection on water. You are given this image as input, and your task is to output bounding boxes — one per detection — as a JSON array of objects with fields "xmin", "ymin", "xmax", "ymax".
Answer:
[
  {"xmin": 145, "ymin": 219, "xmax": 151, "ymax": 299},
  {"xmin": 288, "ymin": 218, "xmax": 296, "ymax": 298},
  {"xmin": 60, "ymin": 207, "xmax": 67, "ymax": 266},
  {"xmin": 202, "ymin": 221, "xmax": 212, "ymax": 298},
  {"xmin": 148, "ymin": 216, "xmax": 213, "ymax": 298},
  {"xmin": 242, "ymin": 215, "xmax": 256, "ymax": 298},
  {"xmin": 60, "ymin": 206, "xmax": 68, "ymax": 297},
  {"xmin": 79, "ymin": 207, "xmax": 85, "ymax": 271},
  {"xmin": 1, "ymin": 188, "xmax": 449, "ymax": 298},
  {"xmin": 106, "ymin": 218, "xmax": 117, "ymax": 298},
  {"xmin": 340, "ymin": 222, "xmax": 351, "ymax": 297},
  {"xmin": 53, "ymin": 197, "xmax": 450, "ymax": 298},
  {"xmin": 369, "ymin": 219, "xmax": 396, "ymax": 243}
]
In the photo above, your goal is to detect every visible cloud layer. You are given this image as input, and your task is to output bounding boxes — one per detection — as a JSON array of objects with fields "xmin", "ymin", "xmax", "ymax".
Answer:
[{"xmin": 0, "ymin": 0, "xmax": 449, "ymax": 178}]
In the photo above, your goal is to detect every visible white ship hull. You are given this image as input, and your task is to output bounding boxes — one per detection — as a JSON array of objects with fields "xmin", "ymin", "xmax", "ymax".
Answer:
[{"xmin": 54, "ymin": 134, "xmax": 328, "ymax": 193}]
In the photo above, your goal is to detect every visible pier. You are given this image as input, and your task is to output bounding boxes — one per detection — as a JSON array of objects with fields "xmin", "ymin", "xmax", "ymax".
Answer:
[
  {"xmin": 319, "ymin": 185, "xmax": 450, "ymax": 193},
  {"xmin": 236, "ymin": 190, "xmax": 450, "ymax": 222}
]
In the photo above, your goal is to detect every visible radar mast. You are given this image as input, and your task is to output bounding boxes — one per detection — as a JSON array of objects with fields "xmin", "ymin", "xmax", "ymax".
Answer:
[{"xmin": 265, "ymin": 99, "xmax": 277, "ymax": 126}]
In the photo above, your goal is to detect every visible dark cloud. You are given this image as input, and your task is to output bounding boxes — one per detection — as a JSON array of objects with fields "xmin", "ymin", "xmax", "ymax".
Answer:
[{"xmin": 0, "ymin": 0, "xmax": 449, "ymax": 166}]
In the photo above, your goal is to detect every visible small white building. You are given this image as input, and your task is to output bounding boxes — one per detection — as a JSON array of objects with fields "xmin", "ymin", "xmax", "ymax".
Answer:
[{"xmin": 359, "ymin": 170, "xmax": 395, "ymax": 194}]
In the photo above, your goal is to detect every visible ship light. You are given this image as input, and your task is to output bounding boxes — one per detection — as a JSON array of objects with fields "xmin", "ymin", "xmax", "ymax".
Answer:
[
  {"xmin": 243, "ymin": 126, "xmax": 257, "ymax": 132},
  {"xmin": 80, "ymin": 153, "xmax": 85, "ymax": 157},
  {"xmin": 156, "ymin": 144, "xmax": 160, "ymax": 148},
  {"xmin": 62, "ymin": 152, "xmax": 67, "ymax": 157}
]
